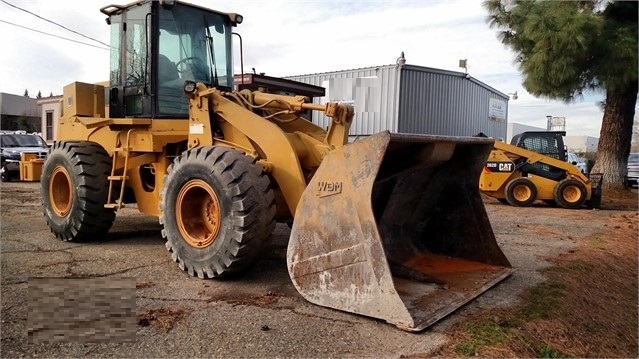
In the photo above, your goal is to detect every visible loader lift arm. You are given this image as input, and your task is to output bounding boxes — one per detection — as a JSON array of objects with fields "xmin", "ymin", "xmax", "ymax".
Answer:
[
  {"xmin": 184, "ymin": 82, "xmax": 354, "ymax": 216},
  {"xmin": 493, "ymin": 141, "xmax": 590, "ymax": 183},
  {"xmin": 479, "ymin": 131, "xmax": 601, "ymax": 209}
]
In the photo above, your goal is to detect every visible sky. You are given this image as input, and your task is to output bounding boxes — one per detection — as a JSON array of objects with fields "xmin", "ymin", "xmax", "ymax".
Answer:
[{"xmin": 0, "ymin": 0, "xmax": 619, "ymax": 138}]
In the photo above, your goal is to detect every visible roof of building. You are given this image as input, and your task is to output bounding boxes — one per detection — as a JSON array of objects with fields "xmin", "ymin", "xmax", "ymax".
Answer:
[
  {"xmin": 286, "ymin": 63, "xmax": 509, "ymax": 99},
  {"xmin": 36, "ymin": 96, "xmax": 63, "ymax": 105}
]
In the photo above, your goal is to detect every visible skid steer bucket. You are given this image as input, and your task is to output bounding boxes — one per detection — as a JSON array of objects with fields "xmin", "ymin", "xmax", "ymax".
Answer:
[{"xmin": 287, "ymin": 131, "xmax": 511, "ymax": 332}]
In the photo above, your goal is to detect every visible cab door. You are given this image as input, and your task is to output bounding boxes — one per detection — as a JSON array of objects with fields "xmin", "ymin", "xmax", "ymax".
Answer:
[{"xmin": 108, "ymin": 3, "xmax": 152, "ymax": 118}]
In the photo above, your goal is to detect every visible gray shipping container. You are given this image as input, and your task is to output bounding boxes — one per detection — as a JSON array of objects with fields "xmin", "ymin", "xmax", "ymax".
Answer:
[{"xmin": 285, "ymin": 64, "xmax": 508, "ymax": 140}]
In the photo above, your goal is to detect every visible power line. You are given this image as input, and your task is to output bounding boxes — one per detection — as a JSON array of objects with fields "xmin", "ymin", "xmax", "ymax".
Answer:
[
  {"xmin": 0, "ymin": 19, "xmax": 110, "ymax": 51},
  {"xmin": 0, "ymin": 0, "xmax": 110, "ymax": 48}
]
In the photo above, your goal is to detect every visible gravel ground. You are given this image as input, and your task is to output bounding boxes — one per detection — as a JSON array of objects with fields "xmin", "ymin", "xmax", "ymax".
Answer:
[{"xmin": 0, "ymin": 181, "xmax": 635, "ymax": 358}]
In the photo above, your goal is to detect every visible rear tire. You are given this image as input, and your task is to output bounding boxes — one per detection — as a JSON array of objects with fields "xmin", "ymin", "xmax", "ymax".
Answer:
[
  {"xmin": 160, "ymin": 146, "xmax": 276, "ymax": 279},
  {"xmin": 553, "ymin": 179, "xmax": 587, "ymax": 209},
  {"xmin": 41, "ymin": 141, "xmax": 116, "ymax": 241},
  {"xmin": 505, "ymin": 177, "xmax": 537, "ymax": 207}
]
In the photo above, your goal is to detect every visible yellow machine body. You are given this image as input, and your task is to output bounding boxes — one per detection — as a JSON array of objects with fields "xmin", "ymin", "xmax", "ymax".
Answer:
[
  {"xmin": 42, "ymin": 0, "xmax": 512, "ymax": 332},
  {"xmin": 479, "ymin": 139, "xmax": 600, "ymax": 209},
  {"xmin": 19, "ymin": 153, "xmax": 44, "ymax": 182}
]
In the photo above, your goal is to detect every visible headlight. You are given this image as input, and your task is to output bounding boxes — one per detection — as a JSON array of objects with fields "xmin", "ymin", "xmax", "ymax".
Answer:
[
  {"xmin": 3, "ymin": 150, "xmax": 20, "ymax": 160},
  {"xmin": 183, "ymin": 81, "xmax": 197, "ymax": 94}
]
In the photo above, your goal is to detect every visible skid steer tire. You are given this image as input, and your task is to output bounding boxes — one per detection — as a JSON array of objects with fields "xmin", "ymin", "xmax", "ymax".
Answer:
[
  {"xmin": 505, "ymin": 177, "xmax": 537, "ymax": 207},
  {"xmin": 553, "ymin": 179, "xmax": 587, "ymax": 209},
  {"xmin": 40, "ymin": 141, "xmax": 116, "ymax": 241},
  {"xmin": 160, "ymin": 146, "xmax": 276, "ymax": 279}
]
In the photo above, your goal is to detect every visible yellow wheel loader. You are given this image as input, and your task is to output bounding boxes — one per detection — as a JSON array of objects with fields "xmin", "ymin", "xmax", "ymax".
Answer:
[
  {"xmin": 41, "ymin": 0, "xmax": 511, "ymax": 331},
  {"xmin": 479, "ymin": 131, "xmax": 602, "ymax": 209}
]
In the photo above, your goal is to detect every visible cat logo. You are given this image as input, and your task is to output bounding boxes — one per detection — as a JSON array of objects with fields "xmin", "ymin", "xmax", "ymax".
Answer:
[{"xmin": 486, "ymin": 161, "xmax": 514, "ymax": 173}]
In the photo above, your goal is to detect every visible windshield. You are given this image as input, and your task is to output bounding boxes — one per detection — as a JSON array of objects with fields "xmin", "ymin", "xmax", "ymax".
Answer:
[
  {"xmin": 1, "ymin": 134, "xmax": 47, "ymax": 148},
  {"xmin": 629, "ymin": 153, "xmax": 639, "ymax": 163},
  {"xmin": 159, "ymin": 7, "xmax": 232, "ymax": 86},
  {"xmin": 156, "ymin": 4, "xmax": 233, "ymax": 116}
]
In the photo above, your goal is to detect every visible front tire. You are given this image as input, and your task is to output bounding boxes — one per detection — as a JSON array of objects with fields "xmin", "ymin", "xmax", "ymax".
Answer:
[
  {"xmin": 160, "ymin": 146, "xmax": 276, "ymax": 279},
  {"xmin": 41, "ymin": 141, "xmax": 116, "ymax": 241},
  {"xmin": 553, "ymin": 179, "xmax": 587, "ymax": 209}
]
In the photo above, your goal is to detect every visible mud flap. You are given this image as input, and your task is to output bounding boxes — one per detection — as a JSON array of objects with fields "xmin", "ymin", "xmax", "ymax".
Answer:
[{"xmin": 287, "ymin": 131, "xmax": 512, "ymax": 331}]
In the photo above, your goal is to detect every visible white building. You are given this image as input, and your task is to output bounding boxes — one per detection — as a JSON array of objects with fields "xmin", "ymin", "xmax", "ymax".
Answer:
[
  {"xmin": 36, "ymin": 96, "xmax": 63, "ymax": 144},
  {"xmin": 564, "ymin": 136, "xmax": 599, "ymax": 153},
  {"xmin": 506, "ymin": 122, "xmax": 545, "ymax": 143}
]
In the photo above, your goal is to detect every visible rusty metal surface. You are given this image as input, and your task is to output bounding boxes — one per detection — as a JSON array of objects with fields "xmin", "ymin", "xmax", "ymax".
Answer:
[{"xmin": 288, "ymin": 131, "xmax": 511, "ymax": 331}]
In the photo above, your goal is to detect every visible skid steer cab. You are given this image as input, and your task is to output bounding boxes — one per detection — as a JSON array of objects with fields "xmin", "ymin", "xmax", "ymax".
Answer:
[
  {"xmin": 40, "ymin": 0, "xmax": 512, "ymax": 332},
  {"xmin": 479, "ymin": 131, "xmax": 603, "ymax": 209}
]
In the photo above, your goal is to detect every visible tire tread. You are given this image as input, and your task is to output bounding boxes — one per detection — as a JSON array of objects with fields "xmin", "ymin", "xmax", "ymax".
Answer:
[
  {"xmin": 161, "ymin": 147, "xmax": 276, "ymax": 279},
  {"xmin": 41, "ymin": 141, "xmax": 116, "ymax": 241}
]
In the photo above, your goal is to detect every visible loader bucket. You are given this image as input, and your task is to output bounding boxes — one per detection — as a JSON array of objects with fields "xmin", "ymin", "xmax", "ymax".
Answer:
[{"xmin": 287, "ymin": 131, "xmax": 511, "ymax": 332}]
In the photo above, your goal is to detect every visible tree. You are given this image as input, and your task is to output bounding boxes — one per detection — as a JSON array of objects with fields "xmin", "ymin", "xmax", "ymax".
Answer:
[
  {"xmin": 23, "ymin": 89, "xmax": 29, "ymax": 97},
  {"xmin": 36, "ymin": 91, "xmax": 42, "ymax": 99},
  {"xmin": 483, "ymin": 0, "xmax": 638, "ymax": 188}
]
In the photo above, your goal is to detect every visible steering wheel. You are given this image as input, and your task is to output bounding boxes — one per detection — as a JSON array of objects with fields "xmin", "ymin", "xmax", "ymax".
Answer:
[{"xmin": 175, "ymin": 57, "xmax": 206, "ymax": 75}]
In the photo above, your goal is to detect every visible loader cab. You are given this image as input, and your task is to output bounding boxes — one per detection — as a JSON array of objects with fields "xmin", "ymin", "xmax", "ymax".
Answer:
[
  {"xmin": 510, "ymin": 131, "xmax": 567, "ymax": 161},
  {"xmin": 101, "ymin": 0, "xmax": 241, "ymax": 118},
  {"xmin": 511, "ymin": 131, "xmax": 568, "ymax": 179}
]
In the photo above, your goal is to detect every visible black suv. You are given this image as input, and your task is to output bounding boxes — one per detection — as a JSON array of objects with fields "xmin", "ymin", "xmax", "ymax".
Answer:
[{"xmin": 0, "ymin": 131, "xmax": 49, "ymax": 182}]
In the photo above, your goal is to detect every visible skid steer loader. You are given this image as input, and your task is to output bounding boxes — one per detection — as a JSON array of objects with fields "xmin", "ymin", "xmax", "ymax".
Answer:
[
  {"xmin": 41, "ymin": 0, "xmax": 511, "ymax": 331},
  {"xmin": 479, "ymin": 131, "xmax": 602, "ymax": 209}
]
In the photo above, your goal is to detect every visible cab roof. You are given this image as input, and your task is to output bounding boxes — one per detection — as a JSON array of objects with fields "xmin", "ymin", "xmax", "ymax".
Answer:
[{"xmin": 100, "ymin": 0, "xmax": 243, "ymax": 26}]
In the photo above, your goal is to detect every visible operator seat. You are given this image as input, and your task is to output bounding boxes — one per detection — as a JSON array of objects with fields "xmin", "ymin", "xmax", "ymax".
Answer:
[
  {"xmin": 157, "ymin": 54, "xmax": 188, "ymax": 116},
  {"xmin": 158, "ymin": 54, "xmax": 179, "ymax": 83}
]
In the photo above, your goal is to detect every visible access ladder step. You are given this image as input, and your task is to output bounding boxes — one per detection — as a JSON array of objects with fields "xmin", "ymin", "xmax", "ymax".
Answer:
[
  {"xmin": 104, "ymin": 203, "xmax": 125, "ymax": 209},
  {"xmin": 108, "ymin": 175, "xmax": 129, "ymax": 181}
]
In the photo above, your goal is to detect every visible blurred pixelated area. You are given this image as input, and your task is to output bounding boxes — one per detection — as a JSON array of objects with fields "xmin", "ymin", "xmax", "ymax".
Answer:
[{"xmin": 27, "ymin": 277, "xmax": 135, "ymax": 343}]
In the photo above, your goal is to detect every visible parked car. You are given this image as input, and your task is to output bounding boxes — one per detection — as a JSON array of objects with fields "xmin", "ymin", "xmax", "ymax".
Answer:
[
  {"xmin": 567, "ymin": 152, "xmax": 588, "ymax": 174},
  {"xmin": 0, "ymin": 131, "xmax": 49, "ymax": 182},
  {"xmin": 627, "ymin": 152, "xmax": 639, "ymax": 187}
]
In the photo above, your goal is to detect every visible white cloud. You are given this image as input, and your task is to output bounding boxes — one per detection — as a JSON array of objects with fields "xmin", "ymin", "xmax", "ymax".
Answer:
[
  {"xmin": 0, "ymin": 0, "xmax": 109, "ymax": 96},
  {"xmin": 0, "ymin": 0, "xmax": 625, "ymax": 137}
]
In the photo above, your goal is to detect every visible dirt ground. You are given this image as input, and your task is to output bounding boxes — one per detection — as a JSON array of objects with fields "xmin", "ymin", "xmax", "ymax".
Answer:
[
  {"xmin": 0, "ymin": 181, "xmax": 637, "ymax": 358},
  {"xmin": 437, "ymin": 188, "xmax": 638, "ymax": 358}
]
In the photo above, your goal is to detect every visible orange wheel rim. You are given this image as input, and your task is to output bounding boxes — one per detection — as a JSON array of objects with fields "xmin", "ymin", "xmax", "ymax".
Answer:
[
  {"xmin": 49, "ymin": 166, "xmax": 73, "ymax": 217},
  {"xmin": 562, "ymin": 185, "xmax": 581, "ymax": 203},
  {"xmin": 513, "ymin": 185, "xmax": 532, "ymax": 201},
  {"xmin": 176, "ymin": 179, "xmax": 221, "ymax": 248}
]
